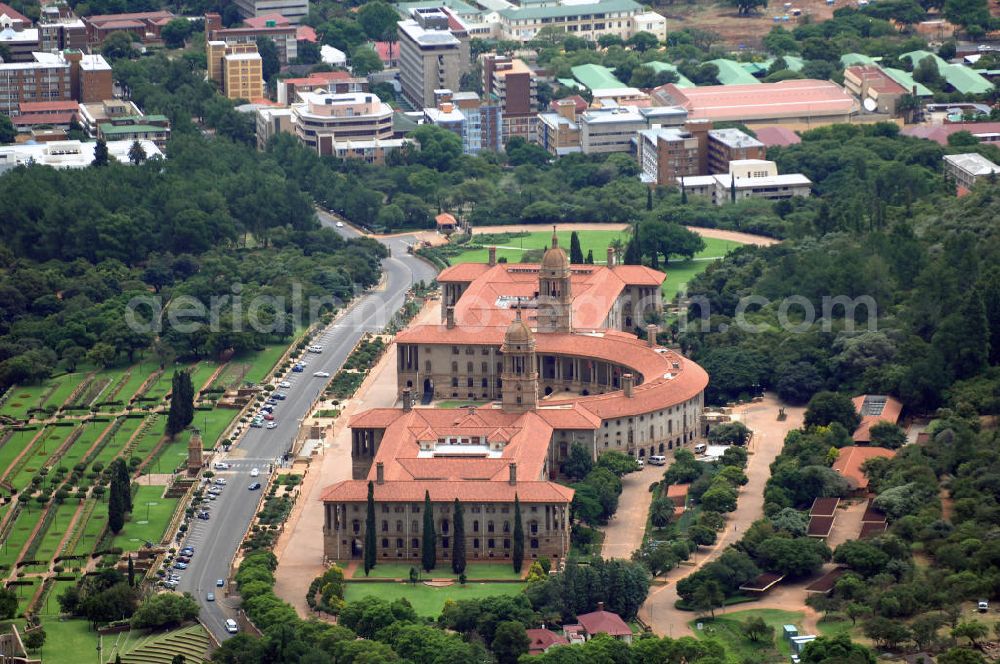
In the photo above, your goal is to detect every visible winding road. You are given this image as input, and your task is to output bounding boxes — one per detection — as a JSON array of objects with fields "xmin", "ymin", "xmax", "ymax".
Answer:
[{"xmin": 176, "ymin": 211, "xmax": 436, "ymax": 641}]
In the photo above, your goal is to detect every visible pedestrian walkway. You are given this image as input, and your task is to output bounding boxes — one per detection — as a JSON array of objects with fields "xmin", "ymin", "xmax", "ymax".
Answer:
[{"xmin": 600, "ymin": 464, "xmax": 660, "ymax": 560}]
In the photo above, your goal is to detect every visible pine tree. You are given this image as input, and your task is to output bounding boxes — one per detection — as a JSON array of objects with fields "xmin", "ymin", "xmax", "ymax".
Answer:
[
  {"xmin": 364, "ymin": 481, "xmax": 377, "ymax": 576},
  {"xmin": 569, "ymin": 231, "xmax": 584, "ymax": 264},
  {"xmin": 108, "ymin": 488, "xmax": 125, "ymax": 533},
  {"xmin": 166, "ymin": 370, "xmax": 194, "ymax": 439},
  {"xmin": 127, "ymin": 555, "xmax": 135, "ymax": 587},
  {"xmin": 624, "ymin": 224, "xmax": 642, "ymax": 265},
  {"xmin": 451, "ymin": 498, "xmax": 466, "ymax": 575},
  {"xmin": 512, "ymin": 493, "xmax": 524, "ymax": 574},
  {"xmin": 92, "ymin": 139, "xmax": 109, "ymax": 167},
  {"xmin": 585, "ymin": 249, "xmax": 594, "ymax": 264},
  {"xmin": 680, "ymin": 179, "xmax": 688, "ymax": 204},
  {"xmin": 421, "ymin": 490, "xmax": 436, "ymax": 572},
  {"xmin": 730, "ymin": 175, "xmax": 736, "ymax": 203}
]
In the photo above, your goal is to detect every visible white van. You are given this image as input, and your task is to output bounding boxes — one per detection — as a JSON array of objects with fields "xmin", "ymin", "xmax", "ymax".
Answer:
[
  {"xmin": 694, "ymin": 443, "xmax": 707, "ymax": 455},
  {"xmin": 649, "ymin": 455, "xmax": 667, "ymax": 466},
  {"xmin": 225, "ymin": 619, "xmax": 238, "ymax": 634}
]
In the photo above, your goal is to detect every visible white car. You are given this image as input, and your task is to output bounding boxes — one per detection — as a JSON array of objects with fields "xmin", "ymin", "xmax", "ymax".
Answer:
[
  {"xmin": 226, "ymin": 619, "xmax": 238, "ymax": 634},
  {"xmin": 313, "ymin": 371, "xmax": 330, "ymax": 378},
  {"xmin": 213, "ymin": 462, "xmax": 229, "ymax": 470},
  {"xmin": 336, "ymin": 222, "xmax": 344, "ymax": 228},
  {"xmin": 278, "ymin": 381, "xmax": 291, "ymax": 388},
  {"xmin": 250, "ymin": 468, "xmax": 260, "ymax": 477},
  {"xmin": 266, "ymin": 421, "xmax": 278, "ymax": 430}
]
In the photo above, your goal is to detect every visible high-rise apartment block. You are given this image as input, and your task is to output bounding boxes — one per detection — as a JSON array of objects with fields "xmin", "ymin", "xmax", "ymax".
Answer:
[
  {"xmin": 481, "ymin": 54, "xmax": 537, "ymax": 144},
  {"xmin": 207, "ymin": 40, "xmax": 264, "ymax": 101},
  {"xmin": 423, "ymin": 89, "xmax": 501, "ymax": 155},
  {"xmin": 397, "ymin": 7, "xmax": 470, "ymax": 109}
]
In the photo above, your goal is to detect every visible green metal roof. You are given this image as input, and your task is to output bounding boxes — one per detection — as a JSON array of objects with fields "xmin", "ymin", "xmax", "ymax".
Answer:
[
  {"xmin": 706, "ymin": 59, "xmax": 760, "ymax": 85},
  {"xmin": 571, "ymin": 63, "xmax": 627, "ymax": 91},
  {"xmin": 840, "ymin": 53, "xmax": 879, "ymax": 67},
  {"xmin": 900, "ymin": 50, "xmax": 994, "ymax": 95},
  {"xmin": 557, "ymin": 77, "xmax": 584, "ymax": 90},
  {"xmin": 397, "ymin": 0, "xmax": 481, "ymax": 16},
  {"xmin": 882, "ymin": 67, "xmax": 933, "ymax": 97},
  {"xmin": 99, "ymin": 123, "xmax": 168, "ymax": 134},
  {"xmin": 644, "ymin": 61, "xmax": 695, "ymax": 88},
  {"xmin": 499, "ymin": 0, "xmax": 641, "ymax": 20}
]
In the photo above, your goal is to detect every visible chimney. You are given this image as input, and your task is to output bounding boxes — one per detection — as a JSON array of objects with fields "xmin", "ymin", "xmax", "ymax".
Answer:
[
  {"xmin": 446, "ymin": 306, "xmax": 456, "ymax": 329},
  {"xmin": 508, "ymin": 462, "xmax": 517, "ymax": 485},
  {"xmin": 555, "ymin": 99, "xmax": 576, "ymax": 122},
  {"xmin": 376, "ymin": 462, "xmax": 385, "ymax": 485},
  {"xmin": 606, "ymin": 246, "xmax": 616, "ymax": 267},
  {"xmin": 597, "ymin": 601, "xmax": 605, "ymax": 612},
  {"xmin": 623, "ymin": 373, "xmax": 634, "ymax": 398},
  {"xmin": 488, "ymin": 246, "xmax": 497, "ymax": 266},
  {"xmin": 402, "ymin": 387, "xmax": 413, "ymax": 411},
  {"xmin": 647, "ymin": 324, "xmax": 658, "ymax": 347}
]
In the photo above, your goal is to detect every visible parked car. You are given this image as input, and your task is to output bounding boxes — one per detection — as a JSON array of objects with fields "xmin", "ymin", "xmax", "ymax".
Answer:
[
  {"xmin": 181, "ymin": 546, "xmax": 194, "ymax": 555},
  {"xmin": 262, "ymin": 413, "xmax": 274, "ymax": 421},
  {"xmin": 308, "ymin": 345, "xmax": 323, "ymax": 353},
  {"xmin": 336, "ymin": 222, "xmax": 344, "ymax": 228},
  {"xmin": 174, "ymin": 562, "xmax": 188, "ymax": 570},
  {"xmin": 214, "ymin": 478, "xmax": 226, "ymax": 486},
  {"xmin": 198, "ymin": 512, "xmax": 210, "ymax": 520},
  {"xmin": 250, "ymin": 468, "xmax": 260, "ymax": 477},
  {"xmin": 278, "ymin": 381, "xmax": 291, "ymax": 388},
  {"xmin": 248, "ymin": 482, "xmax": 261, "ymax": 491},
  {"xmin": 250, "ymin": 420, "xmax": 263, "ymax": 428},
  {"xmin": 292, "ymin": 365, "xmax": 305, "ymax": 373},
  {"xmin": 313, "ymin": 371, "xmax": 330, "ymax": 378},
  {"xmin": 266, "ymin": 398, "xmax": 278, "ymax": 405},
  {"xmin": 274, "ymin": 393, "xmax": 287, "ymax": 400},
  {"xmin": 979, "ymin": 600, "xmax": 989, "ymax": 612},
  {"xmin": 260, "ymin": 405, "xmax": 273, "ymax": 413}
]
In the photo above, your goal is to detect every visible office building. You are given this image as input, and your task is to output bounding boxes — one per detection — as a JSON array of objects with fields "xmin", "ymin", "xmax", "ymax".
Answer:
[
  {"xmin": 276, "ymin": 71, "xmax": 367, "ymax": 105},
  {"xmin": 397, "ymin": 7, "xmax": 470, "ymax": 109},
  {"xmin": 207, "ymin": 40, "xmax": 264, "ymax": 100},
  {"xmin": 482, "ymin": 54, "xmax": 538, "ymax": 143},
  {"xmin": 496, "ymin": 0, "xmax": 664, "ymax": 43},
  {"xmin": 0, "ymin": 50, "xmax": 109, "ymax": 116},
  {"xmin": 205, "ymin": 12, "xmax": 300, "ymax": 65},
  {"xmin": 256, "ymin": 106, "xmax": 294, "ymax": 149},
  {"xmin": 680, "ymin": 160, "xmax": 812, "ymax": 205},
  {"xmin": 537, "ymin": 100, "xmax": 581, "ymax": 156},
  {"xmin": 0, "ymin": 25, "xmax": 40, "ymax": 62},
  {"xmin": 943, "ymin": 153, "xmax": 1000, "ymax": 195},
  {"xmin": 234, "ymin": 0, "xmax": 308, "ymax": 24},
  {"xmin": 97, "ymin": 113, "xmax": 171, "ymax": 148},
  {"xmin": 78, "ymin": 98, "xmax": 141, "ymax": 134},
  {"xmin": 292, "ymin": 90, "xmax": 394, "ymax": 155},
  {"xmin": 423, "ymin": 89, "xmax": 502, "ymax": 154},
  {"xmin": 38, "ymin": 4, "xmax": 87, "ymax": 51},
  {"xmin": 707, "ymin": 128, "xmax": 766, "ymax": 174},
  {"xmin": 638, "ymin": 125, "xmax": 701, "ymax": 186}
]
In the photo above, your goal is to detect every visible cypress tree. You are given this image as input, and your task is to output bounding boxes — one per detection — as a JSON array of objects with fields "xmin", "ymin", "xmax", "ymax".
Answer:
[
  {"xmin": 585, "ymin": 249, "xmax": 594, "ymax": 264},
  {"xmin": 127, "ymin": 555, "xmax": 135, "ymax": 587},
  {"xmin": 730, "ymin": 175, "xmax": 736, "ymax": 203},
  {"xmin": 364, "ymin": 481, "xmax": 377, "ymax": 576},
  {"xmin": 166, "ymin": 370, "xmax": 194, "ymax": 438},
  {"xmin": 421, "ymin": 490, "xmax": 436, "ymax": 572},
  {"xmin": 646, "ymin": 187, "xmax": 653, "ymax": 211},
  {"xmin": 451, "ymin": 498, "xmax": 466, "ymax": 575},
  {"xmin": 108, "ymin": 483, "xmax": 125, "ymax": 534},
  {"xmin": 569, "ymin": 231, "xmax": 584, "ymax": 264},
  {"xmin": 111, "ymin": 458, "xmax": 132, "ymax": 512},
  {"xmin": 512, "ymin": 494, "xmax": 524, "ymax": 574},
  {"xmin": 624, "ymin": 224, "xmax": 642, "ymax": 265},
  {"xmin": 681, "ymin": 179, "xmax": 688, "ymax": 204}
]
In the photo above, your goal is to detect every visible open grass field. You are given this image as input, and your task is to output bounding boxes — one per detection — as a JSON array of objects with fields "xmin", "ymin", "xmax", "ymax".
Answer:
[
  {"xmin": 6, "ymin": 426, "xmax": 67, "ymax": 493},
  {"xmin": 191, "ymin": 406, "xmax": 238, "ymax": 449},
  {"xmin": 0, "ymin": 509, "xmax": 35, "ymax": 568},
  {"xmin": 150, "ymin": 434, "xmax": 190, "ymax": 473},
  {"xmin": 70, "ymin": 499, "xmax": 106, "ymax": 557},
  {"xmin": 109, "ymin": 365, "xmax": 155, "ymax": 404},
  {"xmin": 0, "ymin": 384, "xmax": 51, "ymax": 420},
  {"xmin": 40, "ymin": 373, "xmax": 81, "ymax": 411},
  {"xmin": 92, "ymin": 416, "xmax": 146, "ymax": 467},
  {"xmin": 352, "ymin": 561, "xmax": 522, "ymax": 580},
  {"xmin": 11, "ymin": 577, "xmax": 38, "ymax": 615},
  {"xmin": 56, "ymin": 420, "xmax": 114, "ymax": 474},
  {"xmin": 0, "ymin": 428, "xmax": 40, "ymax": 482},
  {"xmin": 32, "ymin": 501, "xmax": 79, "ymax": 562},
  {"xmin": 243, "ymin": 343, "xmax": 293, "ymax": 385},
  {"xmin": 344, "ymin": 581, "xmax": 524, "ymax": 617},
  {"xmin": 450, "ymin": 231, "xmax": 741, "ymax": 301},
  {"xmin": 112, "ymin": 485, "xmax": 178, "ymax": 551},
  {"xmin": 128, "ymin": 417, "xmax": 167, "ymax": 462},
  {"xmin": 32, "ymin": 618, "xmax": 98, "ymax": 664},
  {"xmin": 689, "ymin": 609, "xmax": 803, "ymax": 662}
]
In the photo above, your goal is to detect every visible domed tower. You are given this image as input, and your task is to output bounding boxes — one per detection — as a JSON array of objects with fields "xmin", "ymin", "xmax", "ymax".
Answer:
[
  {"xmin": 501, "ymin": 309, "xmax": 538, "ymax": 412},
  {"xmin": 537, "ymin": 226, "xmax": 573, "ymax": 334}
]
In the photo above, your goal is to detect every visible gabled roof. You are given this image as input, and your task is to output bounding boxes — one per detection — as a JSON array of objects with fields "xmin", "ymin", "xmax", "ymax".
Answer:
[
  {"xmin": 526, "ymin": 628, "xmax": 568, "ymax": 654},
  {"xmin": 0, "ymin": 2, "xmax": 30, "ymax": 24},
  {"xmin": 851, "ymin": 395, "xmax": 902, "ymax": 443},
  {"xmin": 832, "ymin": 446, "xmax": 895, "ymax": 490},
  {"xmin": 576, "ymin": 609, "xmax": 630, "ymax": 636}
]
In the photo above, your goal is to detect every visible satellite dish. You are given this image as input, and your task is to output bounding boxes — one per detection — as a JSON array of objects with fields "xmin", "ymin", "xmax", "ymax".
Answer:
[{"xmin": 863, "ymin": 97, "xmax": 878, "ymax": 112}]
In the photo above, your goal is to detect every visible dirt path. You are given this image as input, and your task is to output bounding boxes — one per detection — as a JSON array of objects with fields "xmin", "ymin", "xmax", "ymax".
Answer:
[
  {"xmin": 471, "ymin": 223, "xmax": 779, "ymax": 247},
  {"xmin": 639, "ymin": 394, "xmax": 806, "ymax": 636},
  {"xmin": 51, "ymin": 500, "xmax": 86, "ymax": 560}
]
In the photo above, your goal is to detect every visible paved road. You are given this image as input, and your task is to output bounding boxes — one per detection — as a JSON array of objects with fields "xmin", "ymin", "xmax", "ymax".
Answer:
[{"xmin": 176, "ymin": 212, "xmax": 437, "ymax": 641}]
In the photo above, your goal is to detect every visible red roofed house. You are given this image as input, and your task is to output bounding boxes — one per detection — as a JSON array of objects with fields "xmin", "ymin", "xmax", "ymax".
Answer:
[
  {"xmin": 563, "ymin": 603, "xmax": 632, "ymax": 644},
  {"xmin": 526, "ymin": 628, "xmax": 568, "ymax": 655},
  {"xmin": 373, "ymin": 41, "xmax": 398, "ymax": 68},
  {"xmin": 851, "ymin": 395, "xmax": 903, "ymax": 444},
  {"xmin": 0, "ymin": 2, "xmax": 30, "ymax": 29},
  {"xmin": 902, "ymin": 122, "xmax": 1000, "ymax": 147},
  {"xmin": 322, "ymin": 229, "xmax": 709, "ymax": 565},
  {"xmin": 832, "ymin": 446, "xmax": 895, "ymax": 493},
  {"xmin": 83, "ymin": 10, "xmax": 175, "ymax": 45},
  {"xmin": 206, "ymin": 12, "xmax": 302, "ymax": 65}
]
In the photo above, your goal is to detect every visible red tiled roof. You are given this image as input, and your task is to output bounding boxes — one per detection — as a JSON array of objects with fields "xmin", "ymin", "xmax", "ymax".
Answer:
[
  {"xmin": 321, "ymin": 479, "xmax": 574, "ymax": 504},
  {"xmin": 549, "ymin": 95, "xmax": 588, "ymax": 114},
  {"xmin": 851, "ymin": 395, "xmax": 903, "ymax": 443},
  {"xmin": 576, "ymin": 609, "xmax": 630, "ymax": 636},
  {"xmin": 242, "ymin": 13, "xmax": 289, "ymax": 28},
  {"xmin": 86, "ymin": 10, "xmax": 173, "ymax": 23},
  {"xmin": 13, "ymin": 112, "xmax": 76, "ymax": 125},
  {"xmin": 438, "ymin": 262, "xmax": 491, "ymax": 283},
  {"xmin": 807, "ymin": 515, "xmax": 835, "ymax": 537},
  {"xmin": 526, "ymin": 629, "xmax": 568, "ymax": 654},
  {"xmin": 610, "ymin": 264, "xmax": 667, "ymax": 287},
  {"xmin": 98, "ymin": 20, "xmax": 145, "ymax": 29},
  {"xmin": 805, "ymin": 567, "xmax": 846, "ymax": 593},
  {"xmin": 902, "ymin": 122, "xmax": 1000, "ymax": 146},
  {"xmin": 436, "ymin": 213, "xmax": 458, "ymax": 226},
  {"xmin": 861, "ymin": 498, "xmax": 886, "ymax": 523},
  {"xmin": 832, "ymin": 446, "xmax": 895, "ymax": 490},
  {"xmin": 18, "ymin": 101, "xmax": 79, "ymax": 112},
  {"xmin": 296, "ymin": 25, "xmax": 317, "ymax": 42},
  {"xmin": 845, "ymin": 65, "xmax": 907, "ymax": 95},
  {"xmin": 652, "ymin": 79, "xmax": 858, "ymax": 122},
  {"xmin": 0, "ymin": 2, "xmax": 30, "ymax": 23},
  {"xmin": 753, "ymin": 125, "xmax": 801, "ymax": 147}
]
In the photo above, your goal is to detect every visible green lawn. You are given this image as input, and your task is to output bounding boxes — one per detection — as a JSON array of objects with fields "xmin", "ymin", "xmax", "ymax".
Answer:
[
  {"xmin": 188, "ymin": 361, "xmax": 219, "ymax": 393},
  {"xmin": 111, "ymin": 485, "xmax": 178, "ymax": 551},
  {"xmin": 112, "ymin": 364, "xmax": 156, "ymax": 403},
  {"xmin": 0, "ymin": 384, "xmax": 51, "ymax": 420},
  {"xmin": 454, "ymin": 231, "xmax": 741, "ymax": 300},
  {"xmin": 689, "ymin": 608, "xmax": 803, "ymax": 663},
  {"xmin": 0, "ymin": 428, "xmax": 41, "ymax": 481},
  {"xmin": 243, "ymin": 343, "xmax": 293, "ymax": 385},
  {"xmin": 71, "ymin": 499, "xmax": 106, "ymax": 557},
  {"xmin": 32, "ymin": 501, "xmax": 79, "ymax": 562},
  {"xmin": 93, "ymin": 417, "xmax": 146, "ymax": 466},
  {"xmin": 353, "ymin": 561, "xmax": 522, "ymax": 580},
  {"xmin": 149, "ymin": 435, "xmax": 189, "ymax": 474},
  {"xmin": 6, "ymin": 426, "xmax": 66, "ymax": 493},
  {"xmin": 434, "ymin": 400, "xmax": 485, "ymax": 409},
  {"xmin": 127, "ymin": 417, "xmax": 167, "ymax": 461},
  {"xmin": 56, "ymin": 420, "xmax": 114, "ymax": 473},
  {"xmin": 344, "ymin": 581, "xmax": 524, "ymax": 617},
  {"xmin": 190, "ymin": 406, "xmax": 238, "ymax": 449},
  {"xmin": 40, "ymin": 373, "xmax": 82, "ymax": 411},
  {"xmin": 0, "ymin": 508, "xmax": 36, "ymax": 568},
  {"xmin": 11, "ymin": 577, "xmax": 38, "ymax": 616},
  {"xmin": 32, "ymin": 618, "xmax": 99, "ymax": 664}
]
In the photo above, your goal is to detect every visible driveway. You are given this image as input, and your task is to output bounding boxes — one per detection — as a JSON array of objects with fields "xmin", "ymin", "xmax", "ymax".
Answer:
[
  {"xmin": 601, "ymin": 464, "xmax": 662, "ymax": 560},
  {"xmin": 639, "ymin": 394, "xmax": 805, "ymax": 636}
]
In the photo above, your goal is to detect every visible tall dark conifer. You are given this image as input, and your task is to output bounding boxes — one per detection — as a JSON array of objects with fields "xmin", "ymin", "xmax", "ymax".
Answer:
[
  {"xmin": 451, "ymin": 499, "xmax": 466, "ymax": 575},
  {"xmin": 421, "ymin": 490, "xmax": 436, "ymax": 572},
  {"xmin": 512, "ymin": 494, "xmax": 524, "ymax": 574},
  {"xmin": 364, "ymin": 481, "xmax": 377, "ymax": 576}
]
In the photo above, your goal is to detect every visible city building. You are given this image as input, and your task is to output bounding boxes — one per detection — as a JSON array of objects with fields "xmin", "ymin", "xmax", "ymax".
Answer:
[
  {"xmin": 0, "ymin": 139, "xmax": 161, "ymax": 172},
  {"xmin": 205, "ymin": 12, "xmax": 303, "ymax": 65},
  {"xmin": 537, "ymin": 101, "xmax": 581, "ymax": 156},
  {"xmin": 255, "ymin": 106, "xmax": 293, "ymax": 149},
  {"xmin": 397, "ymin": 7, "xmax": 470, "ymax": 109},
  {"xmin": 578, "ymin": 104, "xmax": 686, "ymax": 154},
  {"xmin": 707, "ymin": 127, "xmax": 765, "ymax": 174},
  {"xmin": 652, "ymin": 79, "xmax": 858, "ymax": 126},
  {"xmin": 82, "ymin": 10, "xmax": 175, "ymax": 46},
  {"xmin": 843, "ymin": 65, "xmax": 907, "ymax": 115},
  {"xmin": 66, "ymin": 50, "xmax": 113, "ymax": 103},
  {"xmin": 481, "ymin": 54, "xmax": 538, "ymax": 143},
  {"xmin": 276, "ymin": 71, "xmax": 367, "ymax": 105},
  {"xmin": 899, "ymin": 50, "xmax": 992, "ymax": 95},
  {"xmin": 680, "ymin": 160, "xmax": 812, "ymax": 205},
  {"xmin": 0, "ymin": 2, "xmax": 29, "ymax": 29},
  {"xmin": 97, "ymin": 113, "xmax": 171, "ymax": 148},
  {"xmin": 292, "ymin": 90, "xmax": 395, "ymax": 157},
  {"xmin": 526, "ymin": 629, "xmax": 568, "ymax": 656},
  {"xmin": 206, "ymin": 40, "xmax": 265, "ymax": 101},
  {"xmin": 0, "ymin": 50, "xmax": 109, "ymax": 116},
  {"xmin": 902, "ymin": 122, "xmax": 1000, "ymax": 147},
  {"xmin": 78, "ymin": 98, "xmax": 141, "ymax": 135},
  {"xmin": 0, "ymin": 24, "xmax": 40, "ymax": 62},
  {"xmin": 38, "ymin": 3, "xmax": 87, "ymax": 52},
  {"xmin": 423, "ymin": 89, "xmax": 502, "ymax": 154},
  {"xmin": 9, "ymin": 100, "xmax": 78, "ymax": 133},
  {"xmin": 496, "ymin": 0, "xmax": 663, "ymax": 43},
  {"xmin": 322, "ymin": 231, "xmax": 708, "ymax": 564},
  {"xmin": 943, "ymin": 152, "xmax": 1000, "ymax": 195},
  {"xmin": 638, "ymin": 122, "xmax": 711, "ymax": 186},
  {"xmin": 234, "ymin": 0, "xmax": 308, "ymax": 24}
]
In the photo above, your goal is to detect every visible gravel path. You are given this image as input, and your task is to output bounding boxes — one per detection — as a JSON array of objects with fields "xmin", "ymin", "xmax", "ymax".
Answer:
[{"xmin": 470, "ymin": 223, "xmax": 779, "ymax": 247}]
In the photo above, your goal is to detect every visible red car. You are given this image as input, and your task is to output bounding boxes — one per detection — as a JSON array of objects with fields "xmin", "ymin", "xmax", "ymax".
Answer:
[{"xmin": 263, "ymin": 413, "xmax": 274, "ymax": 421}]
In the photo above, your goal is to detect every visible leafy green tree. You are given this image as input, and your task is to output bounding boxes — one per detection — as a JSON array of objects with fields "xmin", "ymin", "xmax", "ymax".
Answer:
[
  {"xmin": 934, "ymin": 289, "xmax": 989, "ymax": 379},
  {"xmin": 491, "ymin": 620, "xmax": 530, "ymax": 664},
  {"xmin": 868, "ymin": 422, "xmax": 906, "ymax": 449},
  {"xmin": 357, "ymin": 1, "xmax": 399, "ymax": 41},
  {"xmin": 421, "ymin": 490, "xmax": 436, "ymax": 572},
  {"xmin": 128, "ymin": 140, "xmax": 147, "ymax": 165},
  {"xmin": 92, "ymin": 139, "xmax": 110, "ymax": 167},
  {"xmin": 452, "ymin": 498, "xmax": 466, "ymax": 574},
  {"xmin": 101, "ymin": 31, "xmax": 138, "ymax": 59},
  {"xmin": 708, "ymin": 422, "xmax": 751, "ymax": 446},
  {"xmin": 701, "ymin": 481, "xmax": 738, "ymax": 513},
  {"xmin": 627, "ymin": 31, "xmax": 658, "ymax": 52},
  {"xmin": 595, "ymin": 451, "xmax": 639, "ymax": 477},
  {"xmin": 563, "ymin": 443, "xmax": 593, "ymax": 480},
  {"xmin": 86, "ymin": 342, "xmax": 116, "ymax": 368},
  {"xmin": 952, "ymin": 620, "xmax": 989, "ymax": 647},
  {"xmin": 0, "ymin": 114, "xmax": 15, "ymax": 144},
  {"xmin": 127, "ymin": 555, "xmax": 135, "ymax": 587},
  {"xmin": 513, "ymin": 494, "xmax": 524, "ymax": 574},
  {"xmin": 131, "ymin": 592, "xmax": 200, "ymax": 628},
  {"xmin": 411, "ymin": 125, "xmax": 462, "ymax": 171},
  {"xmin": 0, "ymin": 587, "xmax": 17, "ymax": 619},
  {"xmin": 728, "ymin": 0, "xmax": 768, "ymax": 15},
  {"xmin": 160, "ymin": 18, "xmax": 193, "ymax": 48},
  {"xmin": 800, "ymin": 634, "xmax": 876, "ymax": 663},
  {"xmin": 256, "ymin": 37, "xmax": 280, "ymax": 82},
  {"xmin": 166, "ymin": 370, "xmax": 194, "ymax": 438},
  {"xmin": 23, "ymin": 626, "xmax": 45, "ymax": 651},
  {"xmin": 650, "ymin": 496, "xmax": 675, "ymax": 529},
  {"xmin": 351, "ymin": 45, "xmax": 384, "ymax": 77},
  {"xmin": 692, "ymin": 580, "xmax": 724, "ymax": 618},
  {"xmin": 743, "ymin": 615, "xmax": 773, "ymax": 642},
  {"xmin": 938, "ymin": 648, "xmax": 987, "ymax": 664},
  {"xmin": 688, "ymin": 524, "xmax": 717, "ymax": 546},
  {"xmin": 364, "ymin": 481, "xmax": 376, "ymax": 576},
  {"xmin": 804, "ymin": 392, "xmax": 861, "ymax": 432},
  {"xmin": 569, "ymin": 231, "xmax": 584, "ymax": 264},
  {"xmin": 754, "ymin": 537, "xmax": 831, "ymax": 578}
]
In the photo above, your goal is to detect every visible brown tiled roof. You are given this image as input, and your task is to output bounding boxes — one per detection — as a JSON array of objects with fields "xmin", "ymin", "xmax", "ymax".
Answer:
[
  {"xmin": 86, "ymin": 10, "xmax": 174, "ymax": 22},
  {"xmin": 0, "ymin": 2, "xmax": 30, "ymax": 23},
  {"xmin": 436, "ymin": 213, "xmax": 457, "ymax": 226},
  {"xmin": 805, "ymin": 567, "xmax": 846, "ymax": 593},
  {"xmin": 321, "ymin": 479, "xmax": 573, "ymax": 503},
  {"xmin": 851, "ymin": 395, "xmax": 903, "ymax": 443},
  {"xmin": 845, "ymin": 65, "xmax": 907, "ymax": 95},
  {"xmin": 243, "ymin": 12, "xmax": 289, "ymax": 27},
  {"xmin": 861, "ymin": 498, "xmax": 886, "ymax": 523},
  {"xmin": 13, "ymin": 112, "xmax": 76, "ymax": 125},
  {"xmin": 18, "ymin": 101, "xmax": 79, "ymax": 113},
  {"xmin": 810, "ymin": 497, "xmax": 840, "ymax": 516},
  {"xmin": 740, "ymin": 572, "xmax": 785, "ymax": 591},
  {"xmin": 438, "ymin": 262, "xmax": 492, "ymax": 283},
  {"xmin": 832, "ymin": 446, "xmax": 895, "ymax": 490},
  {"xmin": 902, "ymin": 122, "xmax": 1000, "ymax": 146},
  {"xmin": 666, "ymin": 483, "xmax": 689, "ymax": 506},
  {"xmin": 807, "ymin": 515, "xmax": 835, "ymax": 537},
  {"xmin": 526, "ymin": 629, "xmax": 568, "ymax": 654},
  {"xmin": 753, "ymin": 125, "xmax": 801, "ymax": 147},
  {"xmin": 576, "ymin": 609, "xmax": 631, "ymax": 636},
  {"xmin": 860, "ymin": 521, "xmax": 887, "ymax": 539},
  {"xmin": 651, "ymin": 80, "xmax": 858, "ymax": 122}
]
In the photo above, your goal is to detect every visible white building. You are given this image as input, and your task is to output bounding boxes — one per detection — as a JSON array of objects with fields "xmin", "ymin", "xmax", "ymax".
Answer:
[
  {"xmin": 680, "ymin": 160, "xmax": 812, "ymax": 205},
  {"xmin": 320, "ymin": 44, "xmax": 346, "ymax": 67},
  {"xmin": 943, "ymin": 152, "xmax": 1000, "ymax": 193},
  {"xmin": 234, "ymin": 0, "xmax": 308, "ymax": 23},
  {"xmin": 0, "ymin": 140, "xmax": 162, "ymax": 172}
]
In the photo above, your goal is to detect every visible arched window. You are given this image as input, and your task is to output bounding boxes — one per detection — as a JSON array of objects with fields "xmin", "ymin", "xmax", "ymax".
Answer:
[
  {"xmin": 503, "ymin": 521, "xmax": 510, "ymax": 533},
  {"xmin": 487, "ymin": 521, "xmax": 495, "ymax": 533},
  {"xmin": 396, "ymin": 538, "xmax": 403, "ymax": 548},
  {"xmin": 381, "ymin": 520, "xmax": 388, "ymax": 532},
  {"xmin": 412, "ymin": 520, "xmax": 418, "ymax": 531},
  {"xmin": 396, "ymin": 520, "xmax": 403, "ymax": 532},
  {"xmin": 381, "ymin": 538, "xmax": 389, "ymax": 548},
  {"xmin": 352, "ymin": 520, "xmax": 360, "ymax": 534},
  {"xmin": 451, "ymin": 377, "xmax": 458, "ymax": 387},
  {"xmin": 467, "ymin": 377, "xmax": 473, "ymax": 387},
  {"xmin": 467, "ymin": 362, "xmax": 473, "ymax": 373},
  {"xmin": 451, "ymin": 361, "xmax": 458, "ymax": 373},
  {"xmin": 473, "ymin": 520, "xmax": 480, "ymax": 532},
  {"xmin": 529, "ymin": 520, "xmax": 538, "ymax": 535},
  {"xmin": 473, "ymin": 538, "xmax": 480, "ymax": 549},
  {"xmin": 481, "ymin": 362, "xmax": 488, "ymax": 373},
  {"xmin": 412, "ymin": 538, "xmax": 419, "ymax": 548},
  {"xmin": 441, "ymin": 520, "xmax": 450, "ymax": 534}
]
